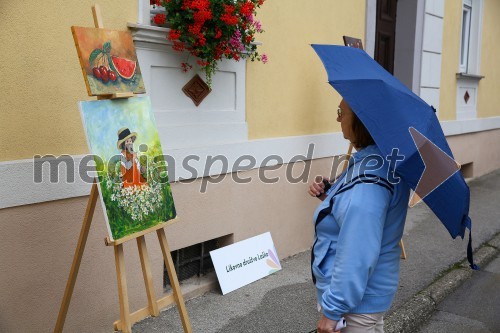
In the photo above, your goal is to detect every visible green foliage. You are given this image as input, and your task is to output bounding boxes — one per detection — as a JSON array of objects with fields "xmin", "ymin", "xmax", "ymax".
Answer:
[
  {"xmin": 102, "ymin": 41, "xmax": 111, "ymax": 54},
  {"xmin": 160, "ymin": 0, "xmax": 267, "ymax": 86},
  {"xmin": 89, "ymin": 48, "xmax": 103, "ymax": 67}
]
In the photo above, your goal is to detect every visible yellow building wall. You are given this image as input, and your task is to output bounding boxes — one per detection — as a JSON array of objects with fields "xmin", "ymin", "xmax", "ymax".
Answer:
[
  {"xmin": 439, "ymin": 0, "xmax": 461, "ymax": 121},
  {"xmin": 246, "ymin": 1, "xmax": 366, "ymax": 139},
  {"xmin": 1, "ymin": 1, "xmax": 366, "ymax": 161},
  {"xmin": 477, "ymin": 0, "xmax": 500, "ymax": 118},
  {"xmin": 440, "ymin": 0, "xmax": 500, "ymax": 121},
  {"xmin": 0, "ymin": 1, "xmax": 137, "ymax": 162}
]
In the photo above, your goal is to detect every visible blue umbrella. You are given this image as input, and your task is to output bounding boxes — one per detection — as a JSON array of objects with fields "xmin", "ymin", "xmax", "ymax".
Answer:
[{"xmin": 311, "ymin": 44, "xmax": 477, "ymax": 269}]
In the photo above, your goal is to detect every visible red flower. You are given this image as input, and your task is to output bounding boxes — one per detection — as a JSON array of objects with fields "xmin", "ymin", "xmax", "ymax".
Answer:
[
  {"xmin": 196, "ymin": 59, "xmax": 210, "ymax": 67},
  {"xmin": 221, "ymin": 13, "xmax": 238, "ymax": 25},
  {"xmin": 190, "ymin": 0, "xmax": 210, "ymax": 11},
  {"xmin": 215, "ymin": 28, "xmax": 222, "ymax": 39},
  {"xmin": 168, "ymin": 29, "xmax": 182, "ymax": 41},
  {"xmin": 193, "ymin": 10, "xmax": 212, "ymax": 24},
  {"xmin": 240, "ymin": 2, "xmax": 255, "ymax": 17},
  {"xmin": 221, "ymin": 4, "xmax": 238, "ymax": 25},
  {"xmin": 197, "ymin": 35, "xmax": 207, "ymax": 46},
  {"xmin": 223, "ymin": 4, "xmax": 235, "ymax": 14},
  {"xmin": 188, "ymin": 23, "xmax": 202, "ymax": 35},
  {"xmin": 245, "ymin": 35, "xmax": 253, "ymax": 44},
  {"xmin": 181, "ymin": 62, "xmax": 193, "ymax": 72},
  {"xmin": 172, "ymin": 41, "xmax": 185, "ymax": 51},
  {"xmin": 214, "ymin": 42, "xmax": 228, "ymax": 59},
  {"xmin": 162, "ymin": 0, "xmax": 266, "ymax": 86},
  {"xmin": 153, "ymin": 13, "xmax": 166, "ymax": 25}
]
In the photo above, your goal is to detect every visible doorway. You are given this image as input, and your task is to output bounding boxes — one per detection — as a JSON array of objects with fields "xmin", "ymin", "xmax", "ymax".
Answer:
[{"xmin": 374, "ymin": 0, "xmax": 398, "ymax": 74}]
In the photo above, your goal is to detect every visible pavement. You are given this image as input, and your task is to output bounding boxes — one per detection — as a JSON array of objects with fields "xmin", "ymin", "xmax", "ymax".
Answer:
[
  {"xmin": 417, "ymin": 256, "xmax": 500, "ymax": 333},
  {"xmin": 132, "ymin": 169, "xmax": 500, "ymax": 333}
]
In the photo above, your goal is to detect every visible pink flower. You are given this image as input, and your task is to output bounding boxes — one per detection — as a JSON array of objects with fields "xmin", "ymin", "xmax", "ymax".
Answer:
[
  {"xmin": 230, "ymin": 29, "xmax": 245, "ymax": 52},
  {"xmin": 261, "ymin": 54, "xmax": 268, "ymax": 64},
  {"xmin": 254, "ymin": 21, "xmax": 262, "ymax": 33}
]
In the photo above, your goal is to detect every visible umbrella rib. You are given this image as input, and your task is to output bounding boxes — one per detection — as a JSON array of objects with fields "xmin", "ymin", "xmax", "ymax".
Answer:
[{"xmin": 331, "ymin": 78, "xmax": 428, "ymax": 106}]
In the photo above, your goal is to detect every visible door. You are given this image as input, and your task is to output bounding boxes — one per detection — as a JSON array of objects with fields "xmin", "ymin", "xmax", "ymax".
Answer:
[{"xmin": 374, "ymin": 0, "xmax": 398, "ymax": 74}]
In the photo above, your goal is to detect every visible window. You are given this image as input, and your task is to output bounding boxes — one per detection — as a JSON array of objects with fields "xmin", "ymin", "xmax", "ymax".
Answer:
[
  {"xmin": 149, "ymin": 1, "xmax": 168, "ymax": 27},
  {"xmin": 458, "ymin": 0, "xmax": 483, "ymax": 75},
  {"xmin": 163, "ymin": 236, "xmax": 229, "ymax": 288},
  {"xmin": 459, "ymin": 1, "xmax": 472, "ymax": 73},
  {"xmin": 139, "ymin": 1, "xmax": 163, "ymax": 26},
  {"xmin": 456, "ymin": 0, "xmax": 484, "ymax": 120},
  {"xmin": 163, "ymin": 239, "xmax": 216, "ymax": 288}
]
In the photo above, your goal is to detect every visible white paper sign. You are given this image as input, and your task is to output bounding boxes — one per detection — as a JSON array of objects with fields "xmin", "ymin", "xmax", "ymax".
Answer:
[{"xmin": 209, "ymin": 232, "xmax": 281, "ymax": 295}]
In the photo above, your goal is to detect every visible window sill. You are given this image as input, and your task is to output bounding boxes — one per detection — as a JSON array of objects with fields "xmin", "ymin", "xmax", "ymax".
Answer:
[
  {"xmin": 127, "ymin": 22, "xmax": 262, "ymax": 47},
  {"xmin": 456, "ymin": 73, "xmax": 485, "ymax": 80},
  {"xmin": 127, "ymin": 22, "xmax": 171, "ymax": 45}
]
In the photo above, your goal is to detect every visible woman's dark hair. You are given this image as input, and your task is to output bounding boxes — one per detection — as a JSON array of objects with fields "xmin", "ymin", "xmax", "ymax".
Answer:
[{"xmin": 351, "ymin": 112, "xmax": 375, "ymax": 148}]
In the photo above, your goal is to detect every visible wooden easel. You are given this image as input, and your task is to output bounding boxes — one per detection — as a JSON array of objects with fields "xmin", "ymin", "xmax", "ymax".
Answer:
[
  {"xmin": 341, "ymin": 36, "xmax": 407, "ymax": 260},
  {"xmin": 54, "ymin": 5, "xmax": 192, "ymax": 333}
]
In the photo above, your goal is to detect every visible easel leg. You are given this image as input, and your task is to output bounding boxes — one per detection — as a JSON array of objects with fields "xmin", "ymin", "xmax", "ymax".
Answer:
[
  {"xmin": 137, "ymin": 236, "xmax": 160, "ymax": 316},
  {"xmin": 54, "ymin": 182, "xmax": 98, "ymax": 333},
  {"xmin": 114, "ymin": 244, "xmax": 132, "ymax": 333},
  {"xmin": 400, "ymin": 239, "xmax": 407, "ymax": 260},
  {"xmin": 157, "ymin": 229, "xmax": 193, "ymax": 333}
]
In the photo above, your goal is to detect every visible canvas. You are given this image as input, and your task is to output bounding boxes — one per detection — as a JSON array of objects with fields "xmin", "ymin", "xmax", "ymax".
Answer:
[
  {"xmin": 79, "ymin": 96, "xmax": 176, "ymax": 240},
  {"xmin": 71, "ymin": 26, "xmax": 146, "ymax": 96}
]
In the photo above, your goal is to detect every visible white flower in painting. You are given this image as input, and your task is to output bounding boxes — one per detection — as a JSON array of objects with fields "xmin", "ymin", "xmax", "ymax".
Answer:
[{"xmin": 107, "ymin": 167, "xmax": 169, "ymax": 221}]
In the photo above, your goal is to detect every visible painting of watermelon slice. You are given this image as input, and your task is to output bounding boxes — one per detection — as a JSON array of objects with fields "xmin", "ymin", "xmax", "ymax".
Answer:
[
  {"xmin": 71, "ymin": 26, "xmax": 146, "ymax": 96},
  {"xmin": 110, "ymin": 55, "xmax": 136, "ymax": 80}
]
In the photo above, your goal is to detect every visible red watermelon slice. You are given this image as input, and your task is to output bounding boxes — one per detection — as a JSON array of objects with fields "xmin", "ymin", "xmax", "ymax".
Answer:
[{"xmin": 110, "ymin": 55, "xmax": 137, "ymax": 80}]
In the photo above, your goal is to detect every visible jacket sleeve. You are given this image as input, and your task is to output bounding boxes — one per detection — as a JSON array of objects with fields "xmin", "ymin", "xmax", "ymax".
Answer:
[{"xmin": 320, "ymin": 181, "xmax": 391, "ymax": 321}]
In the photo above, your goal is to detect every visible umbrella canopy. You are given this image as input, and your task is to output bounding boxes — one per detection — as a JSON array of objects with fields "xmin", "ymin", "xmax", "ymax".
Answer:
[{"xmin": 311, "ymin": 44, "xmax": 476, "ymax": 268}]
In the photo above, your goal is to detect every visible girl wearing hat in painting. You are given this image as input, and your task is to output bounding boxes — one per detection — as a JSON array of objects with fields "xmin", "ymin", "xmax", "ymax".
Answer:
[
  {"xmin": 117, "ymin": 127, "xmax": 147, "ymax": 188},
  {"xmin": 308, "ymin": 100, "xmax": 410, "ymax": 333}
]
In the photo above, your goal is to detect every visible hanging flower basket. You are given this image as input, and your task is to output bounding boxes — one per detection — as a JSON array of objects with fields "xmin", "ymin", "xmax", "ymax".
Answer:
[{"xmin": 152, "ymin": 0, "xmax": 267, "ymax": 86}]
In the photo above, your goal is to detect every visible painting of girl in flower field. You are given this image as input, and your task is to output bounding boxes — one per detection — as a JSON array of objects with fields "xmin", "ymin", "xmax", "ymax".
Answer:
[{"xmin": 79, "ymin": 96, "xmax": 176, "ymax": 240}]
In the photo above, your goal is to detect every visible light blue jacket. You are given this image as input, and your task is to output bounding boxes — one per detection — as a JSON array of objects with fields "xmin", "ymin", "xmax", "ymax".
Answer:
[{"xmin": 312, "ymin": 144, "xmax": 410, "ymax": 321}]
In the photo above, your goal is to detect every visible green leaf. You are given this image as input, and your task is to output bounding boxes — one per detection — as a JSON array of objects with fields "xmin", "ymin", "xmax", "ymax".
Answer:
[
  {"xmin": 108, "ymin": 54, "xmax": 117, "ymax": 73},
  {"xmin": 89, "ymin": 48, "xmax": 102, "ymax": 67},
  {"xmin": 103, "ymin": 41, "xmax": 111, "ymax": 54}
]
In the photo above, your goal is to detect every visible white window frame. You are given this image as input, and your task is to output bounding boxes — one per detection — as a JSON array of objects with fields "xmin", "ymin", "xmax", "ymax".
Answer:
[
  {"xmin": 458, "ymin": 0, "xmax": 483, "ymax": 75},
  {"xmin": 139, "ymin": 1, "xmax": 153, "ymax": 25},
  {"xmin": 144, "ymin": 2, "xmax": 167, "ymax": 27},
  {"xmin": 459, "ymin": 2, "xmax": 472, "ymax": 73},
  {"xmin": 456, "ymin": 0, "xmax": 484, "ymax": 120}
]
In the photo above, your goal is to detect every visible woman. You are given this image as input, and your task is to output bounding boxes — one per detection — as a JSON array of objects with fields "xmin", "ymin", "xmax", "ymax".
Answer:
[{"xmin": 308, "ymin": 99, "xmax": 410, "ymax": 333}]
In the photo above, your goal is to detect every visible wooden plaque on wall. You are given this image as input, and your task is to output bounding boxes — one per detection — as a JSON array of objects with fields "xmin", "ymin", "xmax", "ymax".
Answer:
[{"xmin": 343, "ymin": 36, "xmax": 364, "ymax": 50}]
